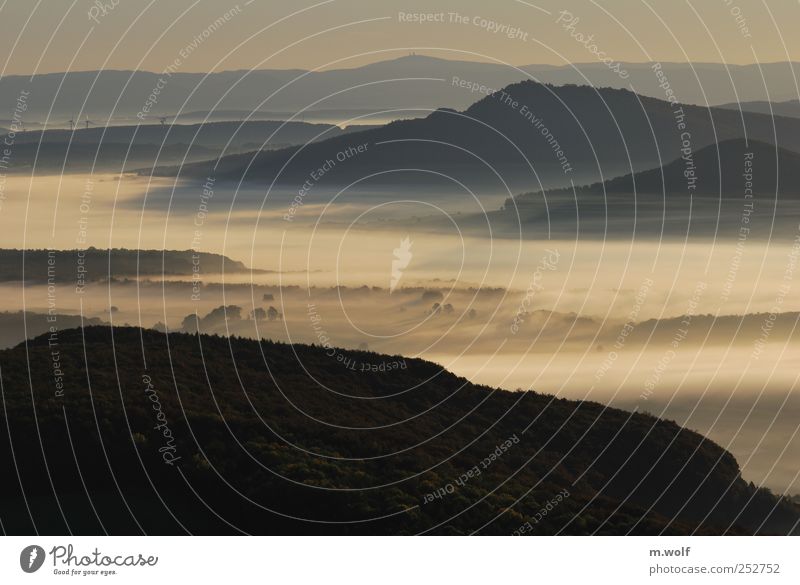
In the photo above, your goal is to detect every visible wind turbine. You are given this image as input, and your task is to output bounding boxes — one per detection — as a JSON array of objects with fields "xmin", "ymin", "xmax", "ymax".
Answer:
[
  {"xmin": 84, "ymin": 116, "xmax": 95, "ymax": 130},
  {"xmin": 67, "ymin": 117, "xmax": 75, "ymax": 131}
]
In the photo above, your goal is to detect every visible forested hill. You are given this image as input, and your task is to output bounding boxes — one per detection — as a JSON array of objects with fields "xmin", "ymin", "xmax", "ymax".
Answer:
[
  {"xmin": 1, "ymin": 326, "xmax": 796, "ymax": 535},
  {"xmin": 159, "ymin": 81, "xmax": 800, "ymax": 190},
  {"xmin": 0, "ymin": 248, "xmax": 260, "ymax": 283},
  {"xmin": 532, "ymin": 139, "xmax": 800, "ymax": 197}
]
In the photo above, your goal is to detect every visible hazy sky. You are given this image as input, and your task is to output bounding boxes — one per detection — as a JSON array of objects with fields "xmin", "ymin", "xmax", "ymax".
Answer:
[{"xmin": 0, "ymin": 0, "xmax": 798, "ymax": 76}]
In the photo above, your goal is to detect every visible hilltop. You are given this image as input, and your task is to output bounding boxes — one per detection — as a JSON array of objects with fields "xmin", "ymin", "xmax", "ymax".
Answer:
[{"xmin": 157, "ymin": 81, "xmax": 800, "ymax": 191}]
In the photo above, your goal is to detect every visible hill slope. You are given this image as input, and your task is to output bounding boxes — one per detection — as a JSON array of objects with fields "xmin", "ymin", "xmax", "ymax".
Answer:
[
  {"xmin": 4, "ymin": 57, "xmax": 800, "ymax": 121},
  {"xmin": 159, "ymin": 81, "xmax": 800, "ymax": 191},
  {"xmin": 719, "ymin": 100, "xmax": 800, "ymax": 119},
  {"xmin": 0, "ymin": 121, "xmax": 371, "ymax": 173},
  {"xmin": 528, "ymin": 139, "xmax": 800, "ymax": 197},
  {"xmin": 5, "ymin": 120, "xmax": 368, "ymax": 149},
  {"xmin": 0, "ymin": 248, "xmax": 261, "ymax": 283},
  {"xmin": 0, "ymin": 326, "xmax": 796, "ymax": 535}
]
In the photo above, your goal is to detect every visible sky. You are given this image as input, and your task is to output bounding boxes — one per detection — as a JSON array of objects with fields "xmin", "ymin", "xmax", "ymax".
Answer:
[{"xmin": 0, "ymin": 0, "xmax": 798, "ymax": 76}]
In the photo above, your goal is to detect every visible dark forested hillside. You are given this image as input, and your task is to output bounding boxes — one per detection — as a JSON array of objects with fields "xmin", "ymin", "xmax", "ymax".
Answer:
[
  {"xmin": 531, "ymin": 139, "xmax": 800, "ymax": 197},
  {"xmin": 0, "ymin": 326, "xmax": 796, "ymax": 535},
  {"xmin": 0, "ymin": 248, "xmax": 259, "ymax": 283}
]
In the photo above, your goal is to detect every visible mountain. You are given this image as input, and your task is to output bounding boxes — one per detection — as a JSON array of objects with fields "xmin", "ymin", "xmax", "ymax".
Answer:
[
  {"xmin": 533, "ymin": 61, "xmax": 800, "ymax": 106},
  {"xmin": 0, "ymin": 248, "xmax": 263, "ymax": 283},
  {"xmin": 4, "ymin": 56, "xmax": 800, "ymax": 123},
  {"xmin": 485, "ymin": 138, "xmax": 800, "ymax": 240},
  {"xmin": 173, "ymin": 108, "xmax": 419, "ymax": 125},
  {"xmin": 0, "ymin": 56, "xmax": 523, "ymax": 123},
  {"xmin": 719, "ymin": 100, "xmax": 800, "ymax": 119},
  {"xmin": 0, "ymin": 325, "xmax": 796, "ymax": 535},
  {"xmin": 157, "ymin": 81, "xmax": 800, "ymax": 191},
  {"xmin": 0, "ymin": 311, "xmax": 105, "ymax": 349},
  {"xmin": 0, "ymin": 141, "xmax": 218, "ymax": 173},
  {"xmin": 6, "ymin": 120, "xmax": 371, "ymax": 149},
  {"xmin": 1, "ymin": 121, "xmax": 373, "ymax": 173},
  {"xmin": 545, "ymin": 139, "xmax": 800, "ymax": 196}
]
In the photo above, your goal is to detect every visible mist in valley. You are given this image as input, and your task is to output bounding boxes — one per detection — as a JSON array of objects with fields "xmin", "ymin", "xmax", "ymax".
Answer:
[{"xmin": 3, "ymin": 169, "xmax": 798, "ymax": 495}]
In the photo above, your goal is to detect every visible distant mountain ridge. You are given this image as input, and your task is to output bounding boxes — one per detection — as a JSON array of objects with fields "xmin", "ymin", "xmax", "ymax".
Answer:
[
  {"xmin": 158, "ymin": 81, "xmax": 800, "ymax": 191},
  {"xmin": 719, "ymin": 100, "xmax": 800, "ymax": 119},
  {"xmin": 4, "ymin": 56, "xmax": 800, "ymax": 123}
]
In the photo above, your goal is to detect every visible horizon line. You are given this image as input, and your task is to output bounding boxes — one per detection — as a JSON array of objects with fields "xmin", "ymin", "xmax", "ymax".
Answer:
[{"xmin": 2, "ymin": 54, "xmax": 800, "ymax": 79}]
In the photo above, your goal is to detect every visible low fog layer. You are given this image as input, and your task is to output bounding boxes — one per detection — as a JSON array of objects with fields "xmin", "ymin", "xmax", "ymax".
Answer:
[
  {"xmin": 3, "ymin": 171, "xmax": 800, "ymax": 495},
  {"xmin": 6, "ymin": 275, "xmax": 799, "ymax": 495}
]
